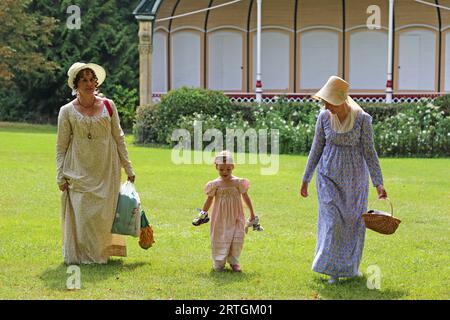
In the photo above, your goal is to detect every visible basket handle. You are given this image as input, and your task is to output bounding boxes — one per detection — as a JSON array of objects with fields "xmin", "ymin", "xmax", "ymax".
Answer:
[{"xmin": 369, "ymin": 197, "xmax": 394, "ymax": 217}]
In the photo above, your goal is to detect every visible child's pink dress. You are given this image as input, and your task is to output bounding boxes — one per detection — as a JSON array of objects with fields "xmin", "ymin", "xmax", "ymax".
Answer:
[{"xmin": 204, "ymin": 177, "xmax": 250, "ymax": 269}]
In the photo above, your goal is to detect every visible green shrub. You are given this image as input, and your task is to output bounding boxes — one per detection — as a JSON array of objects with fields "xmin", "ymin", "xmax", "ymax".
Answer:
[
  {"xmin": 156, "ymin": 87, "xmax": 231, "ymax": 142},
  {"xmin": 432, "ymin": 94, "xmax": 450, "ymax": 116},
  {"xmin": 373, "ymin": 103, "xmax": 449, "ymax": 157},
  {"xmin": 361, "ymin": 102, "xmax": 412, "ymax": 123},
  {"xmin": 133, "ymin": 90, "xmax": 449, "ymax": 157},
  {"xmin": 111, "ymin": 84, "xmax": 138, "ymax": 130},
  {"xmin": 134, "ymin": 104, "xmax": 162, "ymax": 144}
]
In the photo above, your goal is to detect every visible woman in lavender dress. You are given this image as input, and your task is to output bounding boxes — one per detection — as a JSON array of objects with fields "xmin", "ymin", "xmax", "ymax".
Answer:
[{"xmin": 300, "ymin": 76, "xmax": 387, "ymax": 284}]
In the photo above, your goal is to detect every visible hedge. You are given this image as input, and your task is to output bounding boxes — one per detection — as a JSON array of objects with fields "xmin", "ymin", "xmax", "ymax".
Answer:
[{"xmin": 133, "ymin": 88, "xmax": 449, "ymax": 157}]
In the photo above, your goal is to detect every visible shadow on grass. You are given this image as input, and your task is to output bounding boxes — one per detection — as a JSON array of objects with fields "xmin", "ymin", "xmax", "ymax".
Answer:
[
  {"xmin": 310, "ymin": 275, "xmax": 408, "ymax": 300},
  {"xmin": 40, "ymin": 259, "xmax": 148, "ymax": 291},
  {"xmin": 203, "ymin": 268, "xmax": 259, "ymax": 286},
  {"xmin": 0, "ymin": 122, "xmax": 57, "ymax": 134}
]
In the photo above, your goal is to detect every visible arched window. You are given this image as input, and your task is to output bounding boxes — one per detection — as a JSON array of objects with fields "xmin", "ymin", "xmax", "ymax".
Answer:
[
  {"xmin": 253, "ymin": 31, "xmax": 290, "ymax": 90},
  {"xmin": 349, "ymin": 30, "xmax": 388, "ymax": 90},
  {"xmin": 208, "ymin": 30, "xmax": 243, "ymax": 91},
  {"xmin": 398, "ymin": 29, "xmax": 436, "ymax": 91},
  {"xmin": 171, "ymin": 31, "xmax": 201, "ymax": 89},
  {"xmin": 299, "ymin": 30, "xmax": 339, "ymax": 90},
  {"xmin": 152, "ymin": 31, "xmax": 168, "ymax": 93}
]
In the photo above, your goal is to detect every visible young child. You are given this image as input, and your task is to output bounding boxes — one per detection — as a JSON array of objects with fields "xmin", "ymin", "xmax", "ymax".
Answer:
[{"xmin": 194, "ymin": 150, "xmax": 258, "ymax": 272}]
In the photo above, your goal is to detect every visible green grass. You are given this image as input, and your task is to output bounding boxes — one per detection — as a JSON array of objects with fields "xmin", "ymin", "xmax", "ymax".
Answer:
[{"xmin": 0, "ymin": 121, "xmax": 449, "ymax": 300}]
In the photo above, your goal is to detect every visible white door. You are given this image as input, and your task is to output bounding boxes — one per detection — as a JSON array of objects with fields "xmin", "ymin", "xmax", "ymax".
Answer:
[
  {"xmin": 171, "ymin": 31, "xmax": 201, "ymax": 89},
  {"xmin": 349, "ymin": 31, "xmax": 387, "ymax": 90},
  {"xmin": 299, "ymin": 30, "xmax": 339, "ymax": 90},
  {"xmin": 208, "ymin": 31, "xmax": 243, "ymax": 91},
  {"xmin": 152, "ymin": 31, "xmax": 168, "ymax": 93},
  {"xmin": 398, "ymin": 30, "xmax": 436, "ymax": 91},
  {"xmin": 253, "ymin": 31, "xmax": 290, "ymax": 90},
  {"xmin": 444, "ymin": 32, "xmax": 450, "ymax": 92}
]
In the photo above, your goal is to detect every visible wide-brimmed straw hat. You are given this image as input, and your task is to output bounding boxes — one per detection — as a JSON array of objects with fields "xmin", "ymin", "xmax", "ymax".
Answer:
[
  {"xmin": 312, "ymin": 75, "xmax": 360, "ymax": 109},
  {"xmin": 67, "ymin": 62, "xmax": 106, "ymax": 90}
]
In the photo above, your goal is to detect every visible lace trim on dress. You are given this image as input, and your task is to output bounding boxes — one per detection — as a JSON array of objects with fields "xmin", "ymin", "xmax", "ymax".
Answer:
[{"xmin": 71, "ymin": 102, "xmax": 109, "ymax": 121}]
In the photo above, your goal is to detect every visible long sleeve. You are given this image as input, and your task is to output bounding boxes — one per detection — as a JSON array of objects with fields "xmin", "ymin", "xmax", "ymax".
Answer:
[
  {"xmin": 361, "ymin": 113, "xmax": 383, "ymax": 187},
  {"xmin": 109, "ymin": 99, "xmax": 135, "ymax": 177},
  {"xmin": 302, "ymin": 111, "xmax": 326, "ymax": 183},
  {"xmin": 56, "ymin": 107, "xmax": 71, "ymax": 186}
]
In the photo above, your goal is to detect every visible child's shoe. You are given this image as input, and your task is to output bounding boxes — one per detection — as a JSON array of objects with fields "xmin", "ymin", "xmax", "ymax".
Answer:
[
  {"xmin": 245, "ymin": 215, "xmax": 264, "ymax": 233},
  {"xmin": 192, "ymin": 209, "xmax": 210, "ymax": 226},
  {"xmin": 230, "ymin": 264, "xmax": 241, "ymax": 272}
]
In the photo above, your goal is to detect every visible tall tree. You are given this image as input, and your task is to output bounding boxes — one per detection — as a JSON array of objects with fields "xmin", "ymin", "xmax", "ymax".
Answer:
[
  {"xmin": 0, "ymin": 0, "xmax": 58, "ymax": 85},
  {"xmin": 0, "ymin": 0, "xmax": 140, "ymax": 123}
]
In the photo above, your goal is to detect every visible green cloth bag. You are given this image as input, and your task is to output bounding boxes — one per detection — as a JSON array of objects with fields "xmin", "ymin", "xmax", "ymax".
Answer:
[{"xmin": 111, "ymin": 182, "xmax": 141, "ymax": 237}]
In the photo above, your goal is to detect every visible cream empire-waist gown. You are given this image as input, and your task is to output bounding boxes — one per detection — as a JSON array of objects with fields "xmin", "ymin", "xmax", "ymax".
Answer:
[
  {"xmin": 56, "ymin": 99, "xmax": 135, "ymax": 264},
  {"xmin": 204, "ymin": 178, "xmax": 250, "ymax": 269}
]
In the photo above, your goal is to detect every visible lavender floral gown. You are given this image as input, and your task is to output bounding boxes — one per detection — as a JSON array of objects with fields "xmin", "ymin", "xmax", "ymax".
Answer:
[{"xmin": 302, "ymin": 110, "xmax": 383, "ymax": 277}]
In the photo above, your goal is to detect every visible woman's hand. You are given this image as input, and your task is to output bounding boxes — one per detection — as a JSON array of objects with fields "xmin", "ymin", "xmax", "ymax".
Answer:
[
  {"xmin": 128, "ymin": 175, "xmax": 135, "ymax": 183},
  {"xmin": 376, "ymin": 185, "xmax": 387, "ymax": 199},
  {"xmin": 300, "ymin": 181, "xmax": 309, "ymax": 198},
  {"xmin": 59, "ymin": 183, "xmax": 69, "ymax": 192}
]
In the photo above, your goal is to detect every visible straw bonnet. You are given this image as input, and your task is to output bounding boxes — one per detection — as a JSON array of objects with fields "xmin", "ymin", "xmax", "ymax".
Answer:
[
  {"xmin": 312, "ymin": 75, "xmax": 360, "ymax": 108},
  {"xmin": 67, "ymin": 62, "xmax": 106, "ymax": 90}
]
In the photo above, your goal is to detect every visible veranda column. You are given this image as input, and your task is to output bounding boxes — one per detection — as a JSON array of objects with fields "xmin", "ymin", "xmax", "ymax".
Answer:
[
  {"xmin": 386, "ymin": 0, "xmax": 394, "ymax": 103},
  {"xmin": 137, "ymin": 17, "xmax": 153, "ymax": 105},
  {"xmin": 256, "ymin": 0, "xmax": 263, "ymax": 104}
]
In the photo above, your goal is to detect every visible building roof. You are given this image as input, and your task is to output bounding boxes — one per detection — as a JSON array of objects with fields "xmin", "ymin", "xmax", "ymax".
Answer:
[{"xmin": 133, "ymin": 0, "xmax": 164, "ymax": 18}]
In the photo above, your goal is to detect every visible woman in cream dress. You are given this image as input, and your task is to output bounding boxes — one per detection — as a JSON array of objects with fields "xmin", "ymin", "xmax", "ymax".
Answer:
[{"xmin": 56, "ymin": 62, "xmax": 135, "ymax": 265}]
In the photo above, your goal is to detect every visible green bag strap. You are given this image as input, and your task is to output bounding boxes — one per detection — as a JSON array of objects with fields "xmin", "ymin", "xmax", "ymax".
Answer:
[{"xmin": 141, "ymin": 210, "xmax": 150, "ymax": 228}]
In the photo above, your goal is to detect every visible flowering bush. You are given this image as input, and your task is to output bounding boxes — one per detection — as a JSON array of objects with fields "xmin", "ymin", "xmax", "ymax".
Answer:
[
  {"xmin": 134, "ymin": 88, "xmax": 449, "ymax": 157},
  {"xmin": 373, "ymin": 103, "xmax": 449, "ymax": 157}
]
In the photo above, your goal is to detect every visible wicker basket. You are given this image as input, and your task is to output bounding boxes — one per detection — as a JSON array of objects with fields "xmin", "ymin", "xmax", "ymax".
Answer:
[{"xmin": 362, "ymin": 198, "xmax": 401, "ymax": 235}]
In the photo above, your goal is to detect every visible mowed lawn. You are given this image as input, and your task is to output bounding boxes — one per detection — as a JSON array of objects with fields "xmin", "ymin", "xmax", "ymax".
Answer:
[{"xmin": 0, "ymin": 122, "xmax": 449, "ymax": 300}]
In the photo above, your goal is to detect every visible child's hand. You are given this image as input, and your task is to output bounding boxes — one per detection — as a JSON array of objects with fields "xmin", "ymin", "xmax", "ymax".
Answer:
[
  {"xmin": 245, "ymin": 215, "xmax": 263, "ymax": 233},
  {"xmin": 192, "ymin": 209, "xmax": 209, "ymax": 226}
]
